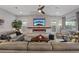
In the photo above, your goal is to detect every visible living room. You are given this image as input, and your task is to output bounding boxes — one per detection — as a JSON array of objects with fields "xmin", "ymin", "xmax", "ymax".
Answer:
[{"xmin": 0, "ymin": 5, "xmax": 79, "ymax": 52}]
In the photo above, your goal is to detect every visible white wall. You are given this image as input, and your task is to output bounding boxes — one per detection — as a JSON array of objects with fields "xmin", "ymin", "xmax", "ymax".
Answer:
[{"xmin": 0, "ymin": 9, "xmax": 16, "ymax": 33}]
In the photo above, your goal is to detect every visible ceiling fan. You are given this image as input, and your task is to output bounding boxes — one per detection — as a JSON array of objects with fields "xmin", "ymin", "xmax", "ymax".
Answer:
[{"xmin": 37, "ymin": 5, "xmax": 45, "ymax": 14}]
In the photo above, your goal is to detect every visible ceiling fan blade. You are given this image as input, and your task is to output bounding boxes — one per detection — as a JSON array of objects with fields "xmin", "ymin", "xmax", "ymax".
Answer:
[
  {"xmin": 40, "ymin": 6, "xmax": 45, "ymax": 10},
  {"xmin": 41, "ymin": 10, "xmax": 45, "ymax": 14},
  {"xmin": 37, "ymin": 5, "xmax": 45, "ymax": 14},
  {"xmin": 38, "ymin": 6, "xmax": 45, "ymax": 10}
]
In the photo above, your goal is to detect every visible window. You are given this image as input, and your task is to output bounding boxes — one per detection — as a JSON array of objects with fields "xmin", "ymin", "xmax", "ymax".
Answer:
[{"xmin": 65, "ymin": 19, "xmax": 77, "ymax": 31}]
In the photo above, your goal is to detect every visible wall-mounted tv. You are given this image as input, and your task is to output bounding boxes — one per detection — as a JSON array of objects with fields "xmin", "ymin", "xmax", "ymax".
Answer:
[{"xmin": 33, "ymin": 18, "xmax": 46, "ymax": 26}]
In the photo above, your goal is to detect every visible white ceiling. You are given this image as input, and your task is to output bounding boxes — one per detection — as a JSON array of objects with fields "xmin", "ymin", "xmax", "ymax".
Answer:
[{"xmin": 0, "ymin": 5, "xmax": 79, "ymax": 16}]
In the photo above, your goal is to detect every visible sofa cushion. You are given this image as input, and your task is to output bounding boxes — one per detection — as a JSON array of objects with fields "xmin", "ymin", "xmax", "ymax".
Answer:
[
  {"xmin": 0, "ymin": 42, "xmax": 28, "ymax": 50},
  {"xmin": 52, "ymin": 42, "xmax": 79, "ymax": 51},
  {"xmin": 0, "ymin": 40, "xmax": 8, "ymax": 43},
  {"xmin": 16, "ymin": 34, "xmax": 25, "ymax": 41},
  {"xmin": 28, "ymin": 42, "xmax": 52, "ymax": 51}
]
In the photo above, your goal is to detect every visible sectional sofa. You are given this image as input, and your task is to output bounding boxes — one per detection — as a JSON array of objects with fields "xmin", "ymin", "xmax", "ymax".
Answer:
[{"xmin": 0, "ymin": 41, "xmax": 78, "ymax": 51}]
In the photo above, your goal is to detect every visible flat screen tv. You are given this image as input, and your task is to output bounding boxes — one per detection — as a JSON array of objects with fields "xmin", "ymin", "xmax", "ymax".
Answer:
[{"xmin": 33, "ymin": 18, "xmax": 46, "ymax": 26}]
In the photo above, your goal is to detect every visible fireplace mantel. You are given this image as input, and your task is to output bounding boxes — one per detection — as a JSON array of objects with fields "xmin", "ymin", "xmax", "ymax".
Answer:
[
  {"xmin": 27, "ymin": 27, "xmax": 51, "ymax": 29},
  {"xmin": 27, "ymin": 27, "xmax": 51, "ymax": 33}
]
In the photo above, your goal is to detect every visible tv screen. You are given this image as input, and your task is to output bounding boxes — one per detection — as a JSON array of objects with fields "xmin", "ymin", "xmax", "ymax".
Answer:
[{"xmin": 33, "ymin": 18, "xmax": 46, "ymax": 26}]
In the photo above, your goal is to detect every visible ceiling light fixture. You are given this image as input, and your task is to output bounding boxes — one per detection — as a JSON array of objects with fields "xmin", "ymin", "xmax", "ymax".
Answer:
[
  {"xmin": 37, "ymin": 5, "xmax": 45, "ymax": 14},
  {"xmin": 15, "ymin": 7, "xmax": 18, "ymax": 9},
  {"xmin": 38, "ymin": 10, "xmax": 41, "ymax": 13}
]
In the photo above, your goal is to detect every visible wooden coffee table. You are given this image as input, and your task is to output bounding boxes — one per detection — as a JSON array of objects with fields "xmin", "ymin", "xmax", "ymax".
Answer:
[{"xmin": 31, "ymin": 35, "xmax": 49, "ymax": 42}]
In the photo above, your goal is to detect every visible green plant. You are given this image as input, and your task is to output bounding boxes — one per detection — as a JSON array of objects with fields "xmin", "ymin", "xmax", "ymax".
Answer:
[{"xmin": 12, "ymin": 20, "xmax": 22, "ymax": 29}]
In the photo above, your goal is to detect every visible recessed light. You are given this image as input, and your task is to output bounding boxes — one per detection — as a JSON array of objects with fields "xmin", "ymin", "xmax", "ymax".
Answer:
[
  {"xmin": 15, "ymin": 7, "xmax": 18, "ymax": 9},
  {"xmin": 56, "ymin": 11, "xmax": 60, "ymax": 15},
  {"xmin": 20, "ymin": 11, "xmax": 23, "ymax": 14}
]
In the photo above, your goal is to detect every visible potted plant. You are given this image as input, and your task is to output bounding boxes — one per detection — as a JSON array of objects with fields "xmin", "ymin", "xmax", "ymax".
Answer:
[
  {"xmin": 12, "ymin": 20, "xmax": 22, "ymax": 30},
  {"xmin": 12, "ymin": 20, "xmax": 22, "ymax": 36}
]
